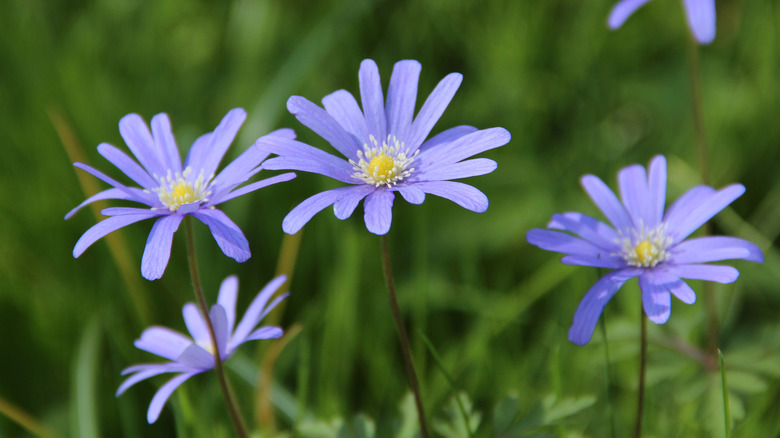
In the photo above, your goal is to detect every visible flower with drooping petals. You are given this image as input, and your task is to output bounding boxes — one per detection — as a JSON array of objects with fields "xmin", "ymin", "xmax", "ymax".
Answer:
[
  {"xmin": 66, "ymin": 108, "xmax": 296, "ymax": 280},
  {"xmin": 608, "ymin": 0, "xmax": 716, "ymax": 44},
  {"xmin": 259, "ymin": 59, "xmax": 511, "ymax": 235},
  {"xmin": 116, "ymin": 275, "xmax": 288, "ymax": 423},
  {"xmin": 526, "ymin": 156, "xmax": 763, "ymax": 345}
]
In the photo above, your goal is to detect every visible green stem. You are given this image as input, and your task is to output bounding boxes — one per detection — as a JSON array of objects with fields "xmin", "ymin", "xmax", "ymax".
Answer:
[
  {"xmin": 599, "ymin": 317, "xmax": 616, "ymax": 438},
  {"xmin": 380, "ymin": 235, "xmax": 430, "ymax": 438},
  {"xmin": 185, "ymin": 218, "xmax": 249, "ymax": 438},
  {"xmin": 634, "ymin": 303, "xmax": 647, "ymax": 438}
]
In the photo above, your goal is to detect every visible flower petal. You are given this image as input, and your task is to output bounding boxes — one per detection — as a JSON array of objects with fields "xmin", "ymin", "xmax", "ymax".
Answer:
[
  {"xmin": 358, "ymin": 59, "xmax": 387, "ymax": 143},
  {"xmin": 413, "ymin": 180, "xmax": 488, "ymax": 213},
  {"xmin": 191, "ymin": 108, "xmax": 246, "ymax": 179},
  {"xmin": 151, "ymin": 113, "xmax": 182, "ymax": 174},
  {"xmin": 548, "ymin": 212, "xmax": 621, "ymax": 252},
  {"xmin": 134, "ymin": 326, "xmax": 193, "ymax": 361},
  {"xmin": 526, "ymin": 228, "xmax": 609, "ymax": 258},
  {"xmin": 416, "ymin": 127, "xmax": 509, "ymax": 168},
  {"xmin": 618, "ymin": 163, "xmax": 649, "ymax": 229},
  {"xmin": 396, "ymin": 184, "xmax": 426, "ymax": 204},
  {"xmin": 416, "ymin": 158, "xmax": 497, "ymax": 181},
  {"xmin": 607, "ymin": 0, "xmax": 653, "ymax": 29},
  {"xmin": 231, "ymin": 276, "xmax": 287, "ymax": 350},
  {"xmin": 561, "ymin": 254, "xmax": 627, "ymax": 269},
  {"xmin": 322, "ymin": 89, "xmax": 369, "ymax": 147},
  {"xmin": 417, "ymin": 125, "xmax": 478, "ymax": 154},
  {"xmin": 97, "ymin": 143, "xmax": 158, "ymax": 189},
  {"xmin": 287, "ymin": 96, "xmax": 362, "ymax": 158},
  {"xmin": 217, "ymin": 275, "xmax": 239, "ymax": 334},
  {"xmin": 184, "ymin": 133, "xmax": 213, "ymax": 171},
  {"xmin": 73, "ymin": 162, "xmax": 157, "ymax": 205},
  {"xmin": 647, "ymin": 155, "xmax": 666, "ymax": 228},
  {"xmin": 65, "ymin": 188, "xmax": 135, "ymax": 220},
  {"xmin": 182, "ymin": 303, "xmax": 210, "ymax": 347},
  {"xmin": 147, "ymin": 373, "xmax": 198, "ymax": 424},
  {"xmin": 208, "ymin": 141, "xmax": 271, "ymax": 202},
  {"xmin": 210, "ymin": 304, "xmax": 230, "ymax": 360},
  {"xmin": 385, "ymin": 60, "xmax": 421, "ymax": 140},
  {"xmin": 670, "ymin": 263, "xmax": 740, "ymax": 284},
  {"xmin": 333, "ymin": 184, "xmax": 374, "ymax": 220},
  {"xmin": 638, "ymin": 272, "xmax": 672, "ymax": 324},
  {"xmin": 119, "ymin": 113, "xmax": 165, "ymax": 178},
  {"xmin": 260, "ymin": 136, "xmax": 355, "ymax": 184},
  {"xmin": 569, "ymin": 269, "xmax": 642, "ymax": 345},
  {"xmin": 191, "ymin": 209, "xmax": 250, "ymax": 263},
  {"xmin": 406, "ymin": 72, "xmax": 462, "ymax": 152},
  {"xmin": 363, "ymin": 189, "xmax": 395, "ymax": 235},
  {"xmin": 669, "ymin": 236, "xmax": 764, "ymax": 264},
  {"xmin": 665, "ymin": 184, "xmax": 745, "ymax": 244},
  {"xmin": 116, "ymin": 364, "xmax": 186, "ymax": 396},
  {"xmin": 682, "ymin": 0, "xmax": 716, "ymax": 44},
  {"xmin": 281, "ymin": 187, "xmax": 355, "ymax": 234},
  {"xmin": 141, "ymin": 215, "xmax": 184, "ymax": 280},
  {"xmin": 176, "ymin": 344, "xmax": 214, "ymax": 369},
  {"xmin": 580, "ymin": 174, "xmax": 633, "ymax": 233},
  {"xmin": 73, "ymin": 213, "xmax": 156, "ymax": 257},
  {"xmin": 651, "ymin": 266, "xmax": 697, "ymax": 304},
  {"xmin": 211, "ymin": 172, "xmax": 297, "ymax": 206},
  {"xmin": 245, "ymin": 326, "xmax": 284, "ymax": 341}
]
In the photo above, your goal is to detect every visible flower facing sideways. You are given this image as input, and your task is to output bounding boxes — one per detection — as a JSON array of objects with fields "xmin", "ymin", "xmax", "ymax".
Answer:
[
  {"xmin": 66, "ymin": 108, "xmax": 296, "ymax": 280},
  {"xmin": 259, "ymin": 59, "xmax": 511, "ymax": 235},
  {"xmin": 608, "ymin": 0, "xmax": 716, "ymax": 45},
  {"xmin": 116, "ymin": 275, "xmax": 288, "ymax": 423},
  {"xmin": 526, "ymin": 156, "xmax": 763, "ymax": 345}
]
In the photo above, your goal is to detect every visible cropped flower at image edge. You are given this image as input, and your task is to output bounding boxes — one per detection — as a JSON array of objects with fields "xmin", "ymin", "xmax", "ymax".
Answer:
[
  {"xmin": 260, "ymin": 58, "xmax": 511, "ymax": 235},
  {"xmin": 608, "ymin": 0, "xmax": 716, "ymax": 44},
  {"xmin": 66, "ymin": 108, "xmax": 296, "ymax": 280},
  {"xmin": 527, "ymin": 156, "xmax": 763, "ymax": 345},
  {"xmin": 116, "ymin": 275, "xmax": 288, "ymax": 423}
]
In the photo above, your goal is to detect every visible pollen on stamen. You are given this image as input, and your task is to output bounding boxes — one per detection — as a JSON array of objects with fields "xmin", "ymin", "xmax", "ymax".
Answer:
[
  {"xmin": 154, "ymin": 167, "xmax": 213, "ymax": 212},
  {"xmin": 349, "ymin": 135, "xmax": 418, "ymax": 188},
  {"xmin": 618, "ymin": 224, "xmax": 671, "ymax": 268}
]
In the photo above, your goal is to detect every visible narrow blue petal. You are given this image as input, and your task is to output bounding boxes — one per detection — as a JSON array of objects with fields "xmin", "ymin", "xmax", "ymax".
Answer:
[
  {"xmin": 147, "ymin": 373, "xmax": 198, "ymax": 424},
  {"xmin": 647, "ymin": 155, "xmax": 666, "ymax": 228},
  {"xmin": 192, "ymin": 108, "xmax": 246, "ymax": 179},
  {"xmin": 141, "ymin": 214, "xmax": 184, "ymax": 280},
  {"xmin": 322, "ymin": 89, "xmax": 370, "ymax": 148},
  {"xmin": 65, "ymin": 188, "xmax": 134, "ymax": 220},
  {"xmin": 683, "ymin": 0, "xmax": 716, "ymax": 44},
  {"xmin": 151, "ymin": 113, "xmax": 182, "ymax": 174},
  {"xmin": 561, "ymin": 254, "xmax": 627, "ymax": 269},
  {"xmin": 119, "ymin": 113, "xmax": 166, "ymax": 178},
  {"xmin": 73, "ymin": 162, "xmax": 155, "ymax": 204},
  {"xmin": 333, "ymin": 184, "xmax": 374, "ymax": 220},
  {"xmin": 580, "ymin": 174, "xmax": 633, "ymax": 233},
  {"xmin": 73, "ymin": 213, "xmax": 156, "ymax": 257},
  {"xmin": 665, "ymin": 184, "xmax": 745, "ymax": 244},
  {"xmin": 413, "ymin": 180, "xmax": 488, "ymax": 213},
  {"xmin": 607, "ymin": 0, "xmax": 653, "ymax": 29},
  {"xmin": 416, "ymin": 127, "xmax": 510, "ymax": 169},
  {"xmin": 406, "ymin": 72, "xmax": 462, "ymax": 152},
  {"xmin": 231, "ymin": 276, "xmax": 287, "ymax": 349},
  {"xmin": 287, "ymin": 95, "xmax": 362, "ymax": 158},
  {"xmin": 217, "ymin": 275, "xmax": 239, "ymax": 334},
  {"xmin": 213, "ymin": 172, "xmax": 296, "ymax": 205},
  {"xmin": 670, "ymin": 263, "xmax": 739, "ymax": 284},
  {"xmin": 176, "ymin": 344, "xmax": 214, "ymax": 369},
  {"xmin": 569, "ymin": 269, "xmax": 642, "ymax": 345},
  {"xmin": 415, "ymin": 158, "xmax": 497, "ymax": 181},
  {"xmin": 669, "ymin": 236, "xmax": 764, "ymax": 264},
  {"xmin": 358, "ymin": 59, "xmax": 387, "ymax": 143},
  {"xmin": 618, "ymin": 163, "xmax": 649, "ymax": 229},
  {"xmin": 245, "ymin": 326, "xmax": 284, "ymax": 341},
  {"xmin": 259, "ymin": 136, "xmax": 355, "ymax": 184},
  {"xmin": 396, "ymin": 185, "xmax": 425, "ymax": 204},
  {"xmin": 526, "ymin": 228, "xmax": 608, "ymax": 258},
  {"xmin": 191, "ymin": 209, "xmax": 250, "ymax": 263},
  {"xmin": 208, "ymin": 141, "xmax": 271, "ymax": 202},
  {"xmin": 184, "ymin": 133, "xmax": 212, "ymax": 171},
  {"xmin": 116, "ymin": 365, "xmax": 182, "ymax": 396},
  {"xmin": 651, "ymin": 265, "xmax": 697, "ymax": 304},
  {"xmin": 281, "ymin": 187, "xmax": 354, "ymax": 234},
  {"xmin": 97, "ymin": 143, "xmax": 158, "ymax": 189},
  {"xmin": 209, "ymin": 305, "xmax": 230, "ymax": 360},
  {"xmin": 134, "ymin": 326, "xmax": 193, "ymax": 361},
  {"xmin": 548, "ymin": 212, "xmax": 621, "ymax": 252},
  {"xmin": 417, "ymin": 125, "xmax": 478, "ymax": 154},
  {"xmin": 385, "ymin": 60, "xmax": 421, "ymax": 141},
  {"xmin": 363, "ymin": 189, "xmax": 394, "ymax": 235},
  {"xmin": 182, "ymin": 303, "xmax": 210, "ymax": 348},
  {"xmin": 638, "ymin": 272, "xmax": 672, "ymax": 324}
]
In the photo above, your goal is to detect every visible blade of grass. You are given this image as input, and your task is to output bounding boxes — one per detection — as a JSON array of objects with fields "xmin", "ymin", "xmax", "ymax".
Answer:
[
  {"xmin": 720, "ymin": 350, "xmax": 732, "ymax": 438},
  {"xmin": 0, "ymin": 396, "xmax": 63, "ymax": 438},
  {"xmin": 70, "ymin": 316, "xmax": 101, "ymax": 438},
  {"xmin": 256, "ymin": 323, "xmax": 303, "ymax": 435}
]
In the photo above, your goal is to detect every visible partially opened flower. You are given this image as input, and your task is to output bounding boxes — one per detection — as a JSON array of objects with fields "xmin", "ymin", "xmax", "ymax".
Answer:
[
  {"xmin": 66, "ymin": 108, "xmax": 296, "ymax": 280},
  {"xmin": 527, "ymin": 156, "xmax": 763, "ymax": 345},
  {"xmin": 116, "ymin": 275, "xmax": 288, "ymax": 423},
  {"xmin": 259, "ymin": 59, "xmax": 510, "ymax": 235},
  {"xmin": 608, "ymin": 0, "xmax": 716, "ymax": 44}
]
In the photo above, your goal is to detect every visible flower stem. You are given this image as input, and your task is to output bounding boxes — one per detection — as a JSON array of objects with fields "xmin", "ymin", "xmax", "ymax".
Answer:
[
  {"xmin": 687, "ymin": 34, "xmax": 719, "ymax": 361},
  {"xmin": 185, "ymin": 218, "xmax": 249, "ymax": 438},
  {"xmin": 380, "ymin": 235, "xmax": 430, "ymax": 438},
  {"xmin": 634, "ymin": 304, "xmax": 647, "ymax": 438}
]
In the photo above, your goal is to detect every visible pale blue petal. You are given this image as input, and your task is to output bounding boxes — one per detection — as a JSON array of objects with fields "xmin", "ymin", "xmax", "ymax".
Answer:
[
  {"xmin": 561, "ymin": 254, "xmax": 627, "ymax": 269},
  {"xmin": 670, "ymin": 264, "xmax": 739, "ymax": 284},
  {"xmin": 147, "ymin": 373, "xmax": 198, "ymax": 424},
  {"xmin": 363, "ymin": 189, "xmax": 394, "ymax": 235},
  {"xmin": 281, "ymin": 187, "xmax": 354, "ymax": 234},
  {"xmin": 569, "ymin": 269, "xmax": 642, "ymax": 345},
  {"xmin": 669, "ymin": 236, "xmax": 764, "ymax": 264},
  {"xmin": 208, "ymin": 141, "xmax": 271, "ymax": 202},
  {"xmin": 322, "ymin": 89, "xmax": 369, "ymax": 147},
  {"xmin": 150, "ymin": 113, "xmax": 182, "ymax": 174},
  {"xmin": 526, "ymin": 228, "xmax": 609, "ymax": 258},
  {"xmin": 618, "ymin": 163, "xmax": 649, "ymax": 229},
  {"xmin": 209, "ymin": 305, "xmax": 230, "ymax": 360},
  {"xmin": 260, "ymin": 136, "xmax": 355, "ymax": 184},
  {"xmin": 182, "ymin": 303, "xmax": 210, "ymax": 348},
  {"xmin": 416, "ymin": 158, "xmax": 497, "ymax": 181},
  {"xmin": 141, "ymin": 215, "xmax": 184, "ymax": 280},
  {"xmin": 65, "ymin": 188, "xmax": 134, "ymax": 220},
  {"xmin": 231, "ymin": 276, "xmax": 287, "ymax": 349},
  {"xmin": 683, "ymin": 0, "xmax": 716, "ymax": 44},
  {"xmin": 665, "ymin": 184, "xmax": 745, "ymax": 243},
  {"xmin": 580, "ymin": 174, "xmax": 633, "ymax": 233},
  {"xmin": 191, "ymin": 209, "xmax": 250, "ymax": 263},
  {"xmin": 73, "ymin": 213, "xmax": 156, "ymax": 257},
  {"xmin": 116, "ymin": 364, "xmax": 185, "ymax": 396},
  {"xmin": 651, "ymin": 265, "xmax": 697, "ymax": 304},
  {"xmin": 385, "ymin": 60, "xmax": 421, "ymax": 140},
  {"xmin": 358, "ymin": 59, "xmax": 387, "ymax": 143},
  {"xmin": 176, "ymin": 344, "xmax": 214, "ymax": 369},
  {"xmin": 333, "ymin": 184, "xmax": 374, "ymax": 220},
  {"xmin": 548, "ymin": 212, "xmax": 621, "ymax": 252},
  {"xmin": 396, "ymin": 185, "xmax": 425, "ymax": 204},
  {"xmin": 191, "ymin": 108, "xmax": 246, "ymax": 179},
  {"xmin": 607, "ymin": 0, "xmax": 653, "ymax": 29},
  {"xmin": 184, "ymin": 133, "xmax": 213, "ymax": 171},
  {"xmin": 217, "ymin": 275, "xmax": 239, "ymax": 334},
  {"xmin": 406, "ymin": 72, "xmax": 462, "ymax": 152},
  {"xmin": 119, "ymin": 113, "xmax": 165, "ymax": 178},
  {"xmin": 416, "ymin": 127, "xmax": 509, "ymax": 169},
  {"xmin": 413, "ymin": 180, "xmax": 488, "ymax": 213},
  {"xmin": 72, "ymin": 162, "xmax": 155, "ymax": 204},
  {"xmin": 417, "ymin": 125, "xmax": 478, "ymax": 154},
  {"xmin": 211, "ymin": 172, "xmax": 296, "ymax": 206},
  {"xmin": 287, "ymin": 96, "xmax": 362, "ymax": 158},
  {"xmin": 134, "ymin": 326, "xmax": 193, "ymax": 361},
  {"xmin": 245, "ymin": 326, "xmax": 284, "ymax": 341},
  {"xmin": 647, "ymin": 155, "xmax": 666, "ymax": 228},
  {"xmin": 97, "ymin": 143, "xmax": 158, "ymax": 189},
  {"xmin": 638, "ymin": 272, "xmax": 672, "ymax": 324}
]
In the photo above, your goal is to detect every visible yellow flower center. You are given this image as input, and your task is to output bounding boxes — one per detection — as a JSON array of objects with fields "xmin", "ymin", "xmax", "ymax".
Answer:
[
  {"xmin": 634, "ymin": 240, "xmax": 654, "ymax": 265},
  {"xmin": 154, "ymin": 167, "xmax": 213, "ymax": 211},
  {"xmin": 350, "ymin": 135, "xmax": 418, "ymax": 188},
  {"xmin": 618, "ymin": 224, "xmax": 671, "ymax": 268}
]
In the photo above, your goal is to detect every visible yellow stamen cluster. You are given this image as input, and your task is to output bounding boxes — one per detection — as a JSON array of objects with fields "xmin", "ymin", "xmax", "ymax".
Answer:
[
  {"xmin": 350, "ymin": 135, "xmax": 417, "ymax": 187},
  {"xmin": 618, "ymin": 224, "xmax": 671, "ymax": 268},
  {"xmin": 154, "ymin": 167, "xmax": 213, "ymax": 211}
]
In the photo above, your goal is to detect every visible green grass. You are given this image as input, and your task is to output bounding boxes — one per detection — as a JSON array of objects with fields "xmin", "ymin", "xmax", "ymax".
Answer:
[{"xmin": 1, "ymin": 0, "xmax": 779, "ymax": 436}]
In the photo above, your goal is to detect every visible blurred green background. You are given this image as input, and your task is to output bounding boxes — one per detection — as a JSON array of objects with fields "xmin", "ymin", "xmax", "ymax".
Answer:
[{"xmin": 1, "ymin": 0, "xmax": 779, "ymax": 436}]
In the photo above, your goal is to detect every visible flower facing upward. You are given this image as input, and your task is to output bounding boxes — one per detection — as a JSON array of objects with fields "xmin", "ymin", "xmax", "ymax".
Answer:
[
  {"xmin": 526, "ymin": 156, "xmax": 763, "ymax": 345},
  {"xmin": 259, "ymin": 59, "xmax": 511, "ymax": 235},
  {"xmin": 117, "ymin": 275, "xmax": 288, "ymax": 423},
  {"xmin": 66, "ymin": 108, "xmax": 296, "ymax": 280},
  {"xmin": 608, "ymin": 0, "xmax": 716, "ymax": 44}
]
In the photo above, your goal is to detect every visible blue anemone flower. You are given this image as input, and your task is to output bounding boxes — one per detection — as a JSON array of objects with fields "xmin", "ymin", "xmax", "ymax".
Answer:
[
  {"xmin": 527, "ymin": 156, "xmax": 763, "ymax": 345},
  {"xmin": 116, "ymin": 275, "xmax": 288, "ymax": 423},
  {"xmin": 259, "ymin": 59, "xmax": 511, "ymax": 235},
  {"xmin": 66, "ymin": 108, "xmax": 296, "ymax": 280},
  {"xmin": 608, "ymin": 0, "xmax": 716, "ymax": 44}
]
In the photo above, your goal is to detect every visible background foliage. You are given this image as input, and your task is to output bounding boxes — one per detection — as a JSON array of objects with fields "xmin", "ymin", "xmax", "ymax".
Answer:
[{"xmin": 1, "ymin": 0, "xmax": 778, "ymax": 436}]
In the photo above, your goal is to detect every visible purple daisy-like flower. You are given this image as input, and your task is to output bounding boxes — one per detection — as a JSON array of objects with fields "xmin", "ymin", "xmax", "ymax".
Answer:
[
  {"xmin": 526, "ymin": 156, "xmax": 763, "ymax": 345},
  {"xmin": 259, "ymin": 59, "xmax": 511, "ymax": 235},
  {"xmin": 116, "ymin": 275, "xmax": 288, "ymax": 423},
  {"xmin": 66, "ymin": 108, "xmax": 296, "ymax": 280},
  {"xmin": 608, "ymin": 0, "xmax": 716, "ymax": 44}
]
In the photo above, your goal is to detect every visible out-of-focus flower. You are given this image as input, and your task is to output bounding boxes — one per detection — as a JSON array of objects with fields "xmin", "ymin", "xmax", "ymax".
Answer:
[
  {"xmin": 66, "ymin": 108, "xmax": 296, "ymax": 279},
  {"xmin": 527, "ymin": 156, "xmax": 763, "ymax": 345},
  {"xmin": 260, "ymin": 59, "xmax": 510, "ymax": 235},
  {"xmin": 116, "ymin": 275, "xmax": 288, "ymax": 423},
  {"xmin": 608, "ymin": 0, "xmax": 716, "ymax": 45}
]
